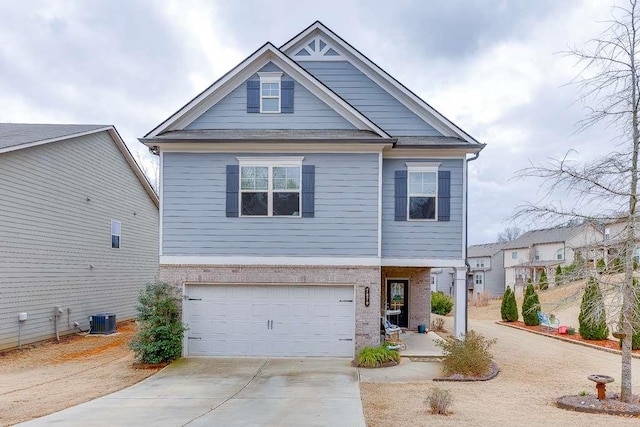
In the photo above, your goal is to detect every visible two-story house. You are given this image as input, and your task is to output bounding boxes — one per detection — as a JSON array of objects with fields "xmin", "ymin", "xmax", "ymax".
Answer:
[
  {"xmin": 467, "ymin": 242, "xmax": 506, "ymax": 298},
  {"xmin": 141, "ymin": 22, "xmax": 484, "ymax": 357},
  {"xmin": 503, "ymin": 223, "xmax": 603, "ymax": 293}
]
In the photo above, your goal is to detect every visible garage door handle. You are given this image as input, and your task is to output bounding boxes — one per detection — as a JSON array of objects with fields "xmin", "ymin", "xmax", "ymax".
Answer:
[
  {"xmin": 339, "ymin": 299, "xmax": 353, "ymax": 302},
  {"xmin": 188, "ymin": 298, "xmax": 202, "ymax": 301},
  {"xmin": 188, "ymin": 337, "xmax": 202, "ymax": 340},
  {"xmin": 338, "ymin": 338, "xmax": 353, "ymax": 341}
]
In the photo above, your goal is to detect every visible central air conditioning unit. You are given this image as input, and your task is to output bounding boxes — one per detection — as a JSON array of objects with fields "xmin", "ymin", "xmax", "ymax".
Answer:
[{"xmin": 89, "ymin": 313, "xmax": 117, "ymax": 334}]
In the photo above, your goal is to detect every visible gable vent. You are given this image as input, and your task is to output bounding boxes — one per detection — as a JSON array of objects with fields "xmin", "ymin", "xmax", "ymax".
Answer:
[{"xmin": 293, "ymin": 36, "xmax": 343, "ymax": 61}]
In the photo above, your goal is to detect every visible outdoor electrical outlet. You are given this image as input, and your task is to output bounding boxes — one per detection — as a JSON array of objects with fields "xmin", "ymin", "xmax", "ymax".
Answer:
[
  {"xmin": 54, "ymin": 306, "xmax": 63, "ymax": 315},
  {"xmin": 19, "ymin": 312, "xmax": 27, "ymax": 321}
]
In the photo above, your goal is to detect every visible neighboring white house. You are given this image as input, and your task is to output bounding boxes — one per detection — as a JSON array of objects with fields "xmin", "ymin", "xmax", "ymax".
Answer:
[
  {"xmin": 467, "ymin": 242, "xmax": 506, "ymax": 298},
  {"xmin": 0, "ymin": 124, "xmax": 159, "ymax": 350},
  {"xmin": 502, "ymin": 223, "xmax": 603, "ymax": 293}
]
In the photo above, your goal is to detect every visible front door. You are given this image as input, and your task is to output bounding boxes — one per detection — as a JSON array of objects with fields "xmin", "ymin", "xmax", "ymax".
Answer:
[{"xmin": 386, "ymin": 279, "xmax": 409, "ymax": 328}]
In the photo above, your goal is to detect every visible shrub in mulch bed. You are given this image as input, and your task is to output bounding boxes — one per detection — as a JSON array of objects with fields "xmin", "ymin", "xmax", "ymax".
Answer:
[
  {"xmin": 557, "ymin": 393, "xmax": 640, "ymax": 417},
  {"xmin": 355, "ymin": 345, "xmax": 401, "ymax": 368},
  {"xmin": 433, "ymin": 361, "xmax": 499, "ymax": 382}
]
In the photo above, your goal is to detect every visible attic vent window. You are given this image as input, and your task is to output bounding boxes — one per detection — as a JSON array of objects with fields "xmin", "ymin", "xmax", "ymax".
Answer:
[{"xmin": 258, "ymin": 72, "xmax": 282, "ymax": 113}]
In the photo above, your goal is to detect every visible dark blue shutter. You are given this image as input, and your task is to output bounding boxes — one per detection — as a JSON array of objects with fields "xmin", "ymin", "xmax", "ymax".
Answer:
[
  {"xmin": 281, "ymin": 80, "xmax": 294, "ymax": 113},
  {"xmin": 394, "ymin": 170, "xmax": 407, "ymax": 221},
  {"xmin": 302, "ymin": 165, "xmax": 315, "ymax": 218},
  {"xmin": 438, "ymin": 171, "xmax": 451, "ymax": 221},
  {"xmin": 226, "ymin": 165, "xmax": 239, "ymax": 217},
  {"xmin": 247, "ymin": 80, "xmax": 260, "ymax": 113}
]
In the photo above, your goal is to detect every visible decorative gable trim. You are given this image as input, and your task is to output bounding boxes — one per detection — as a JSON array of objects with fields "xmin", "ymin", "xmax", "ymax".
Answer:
[
  {"xmin": 293, "ymin": 35, "xmax": 344, "ymax": 61},
  {"xmin": 282, "ymin": 22, "xmax": 481, "ymax": 144},
  {"xmin": 145, "ymin": 43, "xmax": 389, "ymax": 139}
]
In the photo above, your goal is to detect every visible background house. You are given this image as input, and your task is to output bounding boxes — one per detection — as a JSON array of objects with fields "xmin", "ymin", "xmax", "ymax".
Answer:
[
  {"xmin": 142, "ymin": 21, "xmax": 484, "ymax": 357},
  {"xmin": 502, "ymin": 223, "xmax": 603, "ymax": 293},
  {"xmin": 467, "ymin": 242, "xmax": 506, "ymax": 298},
  {"xmin": 0, "ymin": 124, "xmax": 159, "ymax": 350}
]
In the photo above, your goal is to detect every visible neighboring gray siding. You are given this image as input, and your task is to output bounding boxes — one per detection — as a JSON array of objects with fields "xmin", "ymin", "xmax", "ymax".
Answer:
[
  {"xmin": 486, "ymin": 252, "xmax": 505, "ymax": 297},
  {"xmin": 382, "ymin": 158, "xmax": 463, "ymax": 259},
  {"xmin": 0, "ymin": 132, "xmax": 159, "ymax": 350},
  {"xmin": 299, "ymin": 61, "xmax": 441, "ymax": 137},
  {"xmin": 162, "ymin": 153, "xmax": 378, "ymax": 256},
  {"xmin": 186, "ymin": 62, "xmax": 356, "ymax": 130}
]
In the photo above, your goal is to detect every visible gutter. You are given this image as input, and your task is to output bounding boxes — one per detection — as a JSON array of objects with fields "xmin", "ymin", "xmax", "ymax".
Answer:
[{"xmin": 465, "ymin": 151, "xmax": 481, "ymax": 333}]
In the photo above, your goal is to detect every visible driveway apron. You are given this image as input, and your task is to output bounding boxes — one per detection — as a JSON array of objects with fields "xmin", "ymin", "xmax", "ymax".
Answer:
[{"xmin": 18, "ymin": 358, "xmax": 366, "ymax": 427}]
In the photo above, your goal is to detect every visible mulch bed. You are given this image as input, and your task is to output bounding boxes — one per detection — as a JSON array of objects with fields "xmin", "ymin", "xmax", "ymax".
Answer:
[
  {"xmin": 433, "ymin": 362, "xmax": 499, "ymax": 382},
  {"xmin": 499, "ymin": 321, "xmax": 640, "ymax": 357},
  {"xmin": 557, "ymin": 393, "xmax": 640, "ymax": 417}
]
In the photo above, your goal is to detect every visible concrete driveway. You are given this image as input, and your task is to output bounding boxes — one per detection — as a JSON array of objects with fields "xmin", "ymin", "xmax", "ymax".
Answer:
[{"xmin": 19, "ymin": 358, "xmax": 365, "ymax": 427}]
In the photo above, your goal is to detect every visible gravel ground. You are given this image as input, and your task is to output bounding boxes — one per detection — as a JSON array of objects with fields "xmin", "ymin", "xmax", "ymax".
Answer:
[
  {"xmin": 0, "ymin": 321, "xmax": 160, "ymax": 426},
  {"xmin": 361, "ymin": 290, "xmax": 640, "ymax": 426}
]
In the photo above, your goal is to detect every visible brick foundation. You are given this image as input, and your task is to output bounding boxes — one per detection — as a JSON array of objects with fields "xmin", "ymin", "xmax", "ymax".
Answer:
[{"xmin": 160, "ymin": 264, "xmax": 381, "ymax": 351}]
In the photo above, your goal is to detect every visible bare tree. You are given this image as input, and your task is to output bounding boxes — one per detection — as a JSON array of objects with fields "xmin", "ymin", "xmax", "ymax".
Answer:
[
  {"xmin": 497, "ymin": 226, "xmax": 523, "ymax": 243},
  {"xmin": 515, "ymin": 0, "xmax": 640, "ymax": 402}
]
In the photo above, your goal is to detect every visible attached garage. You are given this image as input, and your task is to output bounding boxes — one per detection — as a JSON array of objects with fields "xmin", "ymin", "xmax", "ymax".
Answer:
[{"xmin": 184, "ymin": 284, "xmax": 355, "ymax": 357}]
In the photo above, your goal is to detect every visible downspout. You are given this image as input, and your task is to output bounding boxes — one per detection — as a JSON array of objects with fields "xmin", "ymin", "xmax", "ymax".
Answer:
[{"xmin": 465, "ymin": 152, "xmax": 481, "ymax": 333}]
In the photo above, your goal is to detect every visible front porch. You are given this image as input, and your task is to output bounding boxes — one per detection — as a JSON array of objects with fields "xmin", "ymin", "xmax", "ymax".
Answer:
[{"xmin": 380, "ymin": 266, "xmax": 467, "ymax": 339}]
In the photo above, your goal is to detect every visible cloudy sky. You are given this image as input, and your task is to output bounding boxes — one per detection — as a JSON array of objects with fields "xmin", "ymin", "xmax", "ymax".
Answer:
[{"xmin": 0, "ymin": 0, "xmax": 623, "ymax": 244}]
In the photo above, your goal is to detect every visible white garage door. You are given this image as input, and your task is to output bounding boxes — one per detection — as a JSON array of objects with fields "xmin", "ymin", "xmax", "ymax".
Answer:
[{"xmin": 184, "ymin": 284, "xmax": 355, "ymax": 357}]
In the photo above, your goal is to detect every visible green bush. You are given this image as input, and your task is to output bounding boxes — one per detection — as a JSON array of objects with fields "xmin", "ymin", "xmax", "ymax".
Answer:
[
  {"xmin": 500, "ymin": 286, "xmax": 518, "ymax": 322},
  {"xmin": 431, "ymin": 291, "xmax": 453, "ymax": 315},
  {"xmin": 522, "ymin": 283, "xmax": 541, "ymax": 326},
  {"xmin": 129, "ymin": 282, "xmax": 188, "ymax": 364},
  {"xmin": 578, "ymin": 276, "xmax": 609, "ymax": 340},
  {"xmin": 555, "ymin": 265, "xmax": 563, "ymax": 286},
  {"xmin": 539, "ymin": 270, "xmax": 549, "ymax": 291},
  {"xmin": 357, "ymin": 345, "xmax": 400, "ymax": 368},
  {"xmin": 436, "ymin": 330, "xmax": 496, "ymax": 377},
  {"xmin": 613, "ymin": 257, "xmax": 623, "ymax": 273},
  {"xmin": 596, "ymin": 258, "xmax": 606, "ymax": 274}
]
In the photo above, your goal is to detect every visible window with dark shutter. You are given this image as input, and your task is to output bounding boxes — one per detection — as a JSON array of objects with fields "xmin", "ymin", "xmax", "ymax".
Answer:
[
  {"xmin": 281, "ymin": 80, "xmax": 294, "ymax": 113},
  {"xmin": 246, "ymin": 80, "xmax": 260, "ymax": 113},
  {"xmin": 226, "ymin": 165, "xmax": 240, "ymax": 217},
  {"xmin": 394, "ymin": 170, "xmax": 408, "ymax": 221},
  {"xmin": 437, "ymin": 171, "xmax": 451, "ymax": 222},
  {"xmin": 301, "ymin": 165, "xmax": 315, "ymax": 217}
]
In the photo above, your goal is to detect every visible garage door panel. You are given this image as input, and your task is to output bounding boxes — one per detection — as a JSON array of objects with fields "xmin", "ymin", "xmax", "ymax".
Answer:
[{"xmin": 185, "ymin": 284, "xmax": 354, "ymax": 357}]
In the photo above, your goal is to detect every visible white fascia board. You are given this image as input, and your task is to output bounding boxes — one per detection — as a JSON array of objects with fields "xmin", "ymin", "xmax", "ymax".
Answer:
[
  {"xmin": 161, "ymin": 255, "xmax": 465, "ymax": 268},
  {"xmin": 146, "ymin": 43, "xmax": 389, "ymax": 139},
  {"xmin": 281, "ymin": 23, "xmax": 481, "ymax": 144},
  {"xmin": 0, "ymin": 126, "xmax": 113, "ymax": 154},
  {"xmin": 383, "ymin": 148, "xmax": 481, "ymax": 158},
  {"xmin": 381, "ymin": 258, "xmax": 466, "ymax": 268},
  {"xmin": 152, "ymin": 142, "xmax": 392, "ymax": 153},
  {"xmin": 160, "ymin": 256, "xmax": 380, "ymax": 267}
]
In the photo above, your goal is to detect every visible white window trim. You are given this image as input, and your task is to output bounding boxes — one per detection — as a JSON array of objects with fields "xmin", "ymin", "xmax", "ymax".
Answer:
[
  {"xmin": 535, "ymin": 250, "xmax": 540, "ymax": 261},
  {"xmin": 475, "ymin": 273, "xmax": 484, "ymax": 285},
  {"xmin": 406, "ymin": 162, "xmax": 440, "ymax": 222},
  {"xmin": 111, "ymin": 220, "xmax": 121, "ymax": 249},
  {"xmin": 556, "ymin": 248, "xmax": 564, "ymax": 260},
  {"xmin": 511, "ymin": 251, "xmax": 518, "ymax": 259},
  {"xmin": 237, "ymin": 157, "xmax": 303, "ymax": 218},
  {"xmin": 258, "ymin": 72, "xmax": 282, "ymax": 114}
]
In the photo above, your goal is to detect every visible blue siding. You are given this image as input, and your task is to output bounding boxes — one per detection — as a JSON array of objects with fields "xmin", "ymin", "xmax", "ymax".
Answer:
[
  {"xmin": 299, "ymin": 61, "xmax": 442, "ymax": 137},
  {"xmin": 382, "ymin": 158, "xmax": 463, "ymax": 259},
  {"xmin": 186, "ymin": 63, "xmax": 356, "ymax": 130},
  {"xmin": 163, "ymin": 153, "xmax": 378, "ymax": 256}
]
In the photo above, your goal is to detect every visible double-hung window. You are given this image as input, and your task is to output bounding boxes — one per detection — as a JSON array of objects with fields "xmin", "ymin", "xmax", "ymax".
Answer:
[
  {"xmin": 111, "ymin": 220, "xmax": 121, "ymax": 249},
  {"xmin": 407, "ymin": 163, "xmax": 439, "ymax": 220},
  {"xmin": 239, "ymin": 158, "xmax": 302, "ymax": 217},
  {"xmin": 259, "ymin": 72, "xmax": 282, "ymax": 113}
]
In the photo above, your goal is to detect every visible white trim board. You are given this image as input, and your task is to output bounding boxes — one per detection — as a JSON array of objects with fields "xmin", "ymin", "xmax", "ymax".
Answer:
[
  {"xmin": 281, "ymin": 22, "xmax": 483, "ymax": 145},
  {"xmin": 144, "ymin": 43, "xmax": 389, "ymax": 139},
  {"xmin": 160, "ymin": 255, "xmax": 466, "ymax": 268},
  {"xmin": 151, "ymin": 142, "xmax": 392, "ymax": 153}
]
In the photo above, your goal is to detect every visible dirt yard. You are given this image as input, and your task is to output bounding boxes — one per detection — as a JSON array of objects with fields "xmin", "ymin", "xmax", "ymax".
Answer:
[
  {"xmin": 361, "ymin": 281, "xmax": 640, "ymax": 426},
  {"xmin": 0, "ymin": 321, "xmax": 160, "ymax": 426}
]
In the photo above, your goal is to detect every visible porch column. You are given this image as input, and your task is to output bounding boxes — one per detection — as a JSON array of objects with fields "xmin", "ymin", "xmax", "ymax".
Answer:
[{"xmin": 454, "ymin": 267, "xmax": 467, "ymax": 337}]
